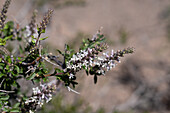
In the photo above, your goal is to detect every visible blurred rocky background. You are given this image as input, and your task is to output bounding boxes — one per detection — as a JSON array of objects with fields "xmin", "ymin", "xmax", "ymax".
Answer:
[{"xmin": 1, "ymin": 0, "xmax": 170, "ymax": 112}]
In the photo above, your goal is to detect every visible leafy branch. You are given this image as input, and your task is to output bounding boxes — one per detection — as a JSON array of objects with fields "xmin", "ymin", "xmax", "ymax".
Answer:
[{"xmin": 0, "ymin": 0, "xmax": 134, "ymax": 112}]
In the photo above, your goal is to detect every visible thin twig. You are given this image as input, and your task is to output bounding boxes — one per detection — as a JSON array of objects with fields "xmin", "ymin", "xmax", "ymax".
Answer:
[
  {"xmin": 35, "ymin": 35, "xmax": 40, "ymax": 47},
  {"xmin": 0, "ymin": 54, "xmax": 11, "ymax": 66},
  {"xmin": 21, "ymin": 56, "xmax": 42, "ymax": 66},
  {"xmin": 0, "ymin": 78, "xmax": 5, "ymax": 88},
  {"xmin": 40, "ymin": 72, "xmax": 64, "ymax": 78},
  {"xmin": 0, "ymin": 90, "xmax": 15, "ymax": 93},
  {"xmin": 67, "ymin": 86, "xmax": 80, "ymax": 94},
  {"xmin": 39, "ymin": 45, "xmax": 42, "ymax": 57},
  {"xmin": 42, "ymin": 56, "xmax": 60, "ymax": 67}
]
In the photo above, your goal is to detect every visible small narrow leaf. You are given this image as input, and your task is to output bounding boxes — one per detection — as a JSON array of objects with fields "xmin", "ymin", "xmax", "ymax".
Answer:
[
  {"xmin": 94, "ymin": 75, "xmax": 97, "ymax": 84},
  {"xmin": 86, "ymin": 69, "xmax": 89, "ymax": 75},
  {"xmin": 19, "ymin": 45, "xmax": 24, "ymax": 54},
  {"xmin": 56, "ymin": 49, "xmax": 63, "ymax": 55},
  {"xmin": 41, "ymin": 29, "xmax": 45, "ymax": 33},
  {"xmin": 10, "ymin": 108, "xmax": 20, "ymax": 112},
  {"xmin": 15, "ymin": 66, "xmax": 20, "ymax": 74},
  {"xmin": 26, "ymin": 73, "xmax": 36, "ymax": 80},
  {"xmin": 13, "ymin": 103, "xmax": 20, "ymax": 108},
  {"xmin": 39, "ymin": 36, "xmax": 48, "ymax": 41},
  {"xmin": 65, "ymin": 44, "xmax": 69, "ymax": 50},
  {"xmin": 0, "ymin": 95, "xmax": 9, "ymax": 100}
]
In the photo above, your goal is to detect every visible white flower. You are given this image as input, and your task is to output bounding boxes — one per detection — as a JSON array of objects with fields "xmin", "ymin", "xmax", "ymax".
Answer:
[
  {"xmin": 106, "ymin": 66, "xmax": 110, "ymax": 71},
  {"xmin": 38, "ymin": 100, "xmax": 44, "ymax": 107},
  {"xmin": 97, "ymin": 57, "xmax": 104, "ymax": 61},
  {"xmin": 111, "ymin": 49, "xmax": 114, "ymax": 57},
  {"xmin": 25, "ymin": 26, "xmax": 31, "ymax": 37},
  {"xmin": 29, "ymin": 110, "xmax": 34, "ymax": 113},
  {"xmin": 46, "ymin": 97, "xmax": 52, "ymax": 103},
  {"xmin": 92, "ymin": 34, "xmax": 97, "ymax": 40},
  {"xmin": 77, "ymin": 63, "xmax": 82, "ymax": 68},
  {"xmin": 69, "ymin": 73, "xmax": 74, "ymax": 79},
  {"xmin": 97, "ymin": 70, "xmax": 105, "ymax": 75},
  {"xmin": 103, "ymin": 52, "xmax": 109, "ymax": 58},
  {"xmin": 83, "ymin": 51, "xmax": 88, "ymax": 56},
  {"xmin": 70, "ymin": 55, "xmax": 77, "ymax": 61},
  {"xmin": 72, "ymin": 65, "xmax": 77, "ymax": 71},
  {"xmin": 46, "ymin": 94, "xmax": 52, "ymax": 103},
  {"xmin": 89, "ymin": 60, "xmax": 93, "ymax": 66},
  {"xmin": 42, "ymin": 94, "xmax": 45, "ymax": 99},
  {"xmin": 33, "ymin": 87, "xmax": 41, "ymax": 95},
  {"xmin": 66, "ymin": 62, "xmax": 72, "ymax": 69},
  {"xmin": 88, "ymin": 48, "xmax": 92, "ymax": 53},
  {"xmin": 94, "ymin": 61, "xmax": 100, "ymax": 66},
  {"xmin": 83, "ymin": 60, "xmax": 88, "ymax": 65},
  {"xmin": 33, "ymin": 32, "xmax": 38, "ymax": 39}
]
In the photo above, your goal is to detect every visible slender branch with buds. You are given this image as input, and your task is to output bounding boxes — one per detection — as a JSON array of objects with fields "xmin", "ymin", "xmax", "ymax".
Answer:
[{"xmin": 0, "ymin": 0, "xmax": 134, "ymax": 112}]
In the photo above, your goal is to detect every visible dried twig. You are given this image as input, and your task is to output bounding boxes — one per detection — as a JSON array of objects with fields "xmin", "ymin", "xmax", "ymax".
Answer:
[{"xmin": 0, "ymin": 89, "xmax": 15, "ymax": 93}]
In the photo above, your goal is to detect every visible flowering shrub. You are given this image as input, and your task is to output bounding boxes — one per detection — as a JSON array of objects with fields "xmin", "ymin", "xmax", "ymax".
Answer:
[{"xmin": 0, "ymin": 0, "xmax": 134, "ymax": 112}]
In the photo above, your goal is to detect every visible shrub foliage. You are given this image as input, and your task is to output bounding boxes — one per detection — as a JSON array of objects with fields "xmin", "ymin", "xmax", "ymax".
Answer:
[{"xmin": 0, "ymin": 0, "xmax": 134, "ymax": 112}]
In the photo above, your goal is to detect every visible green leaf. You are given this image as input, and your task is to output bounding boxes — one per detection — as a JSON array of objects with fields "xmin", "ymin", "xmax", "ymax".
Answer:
[
  {"xmin": 55, "ymin": 68, "xmax": 64, "ymax": 73},
  {"xmin": 19, "ymin": 45, "xmax": 23, "ymax": 54},
  {"xmin": 19, "ymin": 67, "xmax": 23, "ymax": 73},
  {"xmin": 14, "ymin": 65, "xmax": 20, "ymax": 74},
  {"xmin": 65, "ymin": 44, "xmax": 69, "ymax": 50},
  {"xmin": 7, "ymin": 57, "xmax": 12, "ymax": 63},
  {"xmin": 37, "ymin": 25, "xmax": 39, "ymax": 32},
  {"xmin": 0, "ymin": 63, "xmax": 5, "ymax": 66},
  {"xmin": 10, "ymin": 108, "xmax": 20, "ymax": 112},
  {"xmin": 43, "ymin": 77, "xmax": 48, "ymax": 82},
  {"xmin": 3, "ymin": 107, "xmax": 10, "ymax": 112},
  {"xmin": 4, "ymin": 36, "xmax": 12, "ymax": 40},
  {"xmin": 17, "ymin": 57, "xmax": 22, "ymax": 60},
  {"xmin": 12, "ymin": 81, "xmax": 18, "ymax": 87},
  {"xmin": 0, "ymin": 92, "xmax": 6, "ymax": 95},
  {"xmin": 94, "ymin": 75, "xmax": 97, "ymax": 84},
  {"xmin": 31, "ymin": 35, "xmax": 36, "ymax": 39},
  {"xmin": 41, "ymin": 29, "xmax": 45, "ymax": 33},
  {"xmin": 26, "ymin": 73, "xmax": 36, "ymax": 80},
  {"xmin": 56, "ymin": 49, "xmax": 63, "ymax": 55},
  {"xmin": 13, "ymin": 103, "xmax": 20, "ymax": 108},
  {"xmin": 5, "ymin": 65, "xmax": 9, "ymax": 70},
  {"xmin": 4, "ymin": 21, "xmax": 14, "ymax": 29},
  {"xmin": 0, "ymin": 95, "xmax": 9, "ymax": 100},
  {"xmin": 0, "ymin": 65, "xmax": 3, "ymax": 70},
  {"xmin": 39, "ymin": 36, "xmax": 48, "ymax": 41},
  {"xmin": 23, "ymin": 97, "xmax": 28, "ymax": 101},
  {"xmin": 0, "ymin": 40, "xmax": 6, "ymax": 46},
  {"xmin": 0, "ymin": 73, "xmax": 4, "ymax": 78},
  {"xmin": 0, "ymin": 102, "xmax": 2, "ymax": 109},
  {"xmin": 17, "ymin": 36, "xmax": 22, "ymax": 41},
  {"xmin": 85, "ymin": 68, "xmax": 89, "ymax": 75},
  {"xmin": 33, "ymin": 78, "xmax": 40, "ymax": 83}
]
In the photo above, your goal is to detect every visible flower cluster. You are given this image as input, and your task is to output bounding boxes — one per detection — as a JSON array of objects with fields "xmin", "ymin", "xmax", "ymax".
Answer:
[
  {"xmin": 25, "ymin": 10, "xmax": 38, "ymax": 43},
  {"xmin": 0, "ymin": 46, "xmax": 10, "ymax": 56},
  {"xmin": 0, "ymin": 0, "xmax": 11, "ymax": 30},
  {"xmin": 0, "ymin": 0, "xmax": 134, "ymax": 112},
  {"xmin": 66, "ymin": 42, "xmax": 108, "ymax": 70},
  {"xmin": 93, "ymin": 47, "xmax": 134, "ymax": 72},
  {"xmin": 63, "ymin": 29, "xmax": 134, "ymax": 84},
  {"xmin": 24, "ymin": 83, "xmax": 56, "ymax": 112},
  {"xmin": 0, "ymin": 101, "xmax": 12, "ymax": 112},
  {"xmin": 38, "ymin": 9, "xmax": 53, "ymax": 35},
  {"xmin": 66, "ymin": 47, "xmax": 134, "ymax": 76},
  {"xmin": 66, "ymin": 48, "xmax": 93, "ymax": 71},
  {"xmin": 25, "ymin": 25, "xmax": 38, "ymax": 42},
  {"xmin": 33, "ymin": 9, "xmax": 53, "ymax": 46}
]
